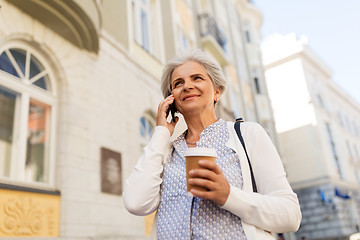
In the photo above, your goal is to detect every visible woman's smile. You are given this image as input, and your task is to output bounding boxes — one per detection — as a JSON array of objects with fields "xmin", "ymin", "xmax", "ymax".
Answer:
[{"xmin": 183, "ymin": 94, "xmax": 200, "ymax": 101}]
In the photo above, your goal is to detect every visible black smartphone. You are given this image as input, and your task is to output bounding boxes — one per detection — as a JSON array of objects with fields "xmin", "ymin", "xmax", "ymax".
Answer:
[
  {"xmin": 169, "ymin": 102, "xmax": 177, "ymax": 123},
  {"xmin": 166, "ymin": 93, "xmax": 177, "ymax": 122}
]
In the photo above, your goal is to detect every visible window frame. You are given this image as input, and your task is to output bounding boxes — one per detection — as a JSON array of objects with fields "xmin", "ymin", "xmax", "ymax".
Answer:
[
  {"xmin": 132, "ymin": 0, "xmax": 154, "ymax": 53},
  {"xmin": 0, "ymin": 41, "xmax": 57, "ymax": 188}
]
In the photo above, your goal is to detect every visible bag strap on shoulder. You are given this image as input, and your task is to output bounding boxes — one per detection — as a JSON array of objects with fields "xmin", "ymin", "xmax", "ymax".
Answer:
[{"xmin": 234, "ymin": 118, "xmax": 258, "ymax": 193}]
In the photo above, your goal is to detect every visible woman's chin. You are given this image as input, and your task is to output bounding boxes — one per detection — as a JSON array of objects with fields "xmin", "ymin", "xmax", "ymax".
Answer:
[{"xmin": 180, "ymin": 105, "xmax": 212, "ymax": 116}]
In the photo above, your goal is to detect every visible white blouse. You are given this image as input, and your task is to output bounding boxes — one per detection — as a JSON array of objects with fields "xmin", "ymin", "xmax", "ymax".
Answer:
[{"xmin": 123, "ymin": 121, "xmax": 302, "ymax": 240}]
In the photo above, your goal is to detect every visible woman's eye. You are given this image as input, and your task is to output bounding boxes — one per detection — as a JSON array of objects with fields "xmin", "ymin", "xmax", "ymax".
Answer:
[
  {"xmin": 195, "ymin": 76, "xmax": 203, "ymax": 80},
  {"xmin": 173, "ymin": 82, "xmax": 181, "ymax": 88}
]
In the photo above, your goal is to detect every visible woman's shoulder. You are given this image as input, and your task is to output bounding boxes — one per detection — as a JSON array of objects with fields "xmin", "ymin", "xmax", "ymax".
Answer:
[
  {"xmin": 226, "ymin": 120, "xmax": 269, "ymax": 145},
  {"xmin": 226, "ymin": 120, "xmax": 264, "ymax": 132}
]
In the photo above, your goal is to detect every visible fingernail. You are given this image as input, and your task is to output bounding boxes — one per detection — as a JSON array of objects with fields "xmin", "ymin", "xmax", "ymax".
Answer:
[{"xmin": 189, "ymin": 170, "xmax": 194, "ymax": 175}]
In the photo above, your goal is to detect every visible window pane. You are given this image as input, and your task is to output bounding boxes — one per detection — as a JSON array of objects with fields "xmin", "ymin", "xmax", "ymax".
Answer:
[
  {"xmin": 139, "ymin": 115, "xmax": 155, "ymax": 152},
  {"xmin": 25, "ymin": 99, "xmax": 51, "ymax": 183},
  {"xmin": 30, "ymin": 55, "xmax": 49, "ymax": 90},
  {"xmin": 245, "ymin": 30, "xmax": 251, "ymax": 43},
  {"xmin": 29, "ymin": 54, "xmax": 44, "ymax": 79},
  {"xmin": 0, "ymin": 86, "xmax": 17, "ymax": 178},
  {"xmin": 33, "ymin": 76, "xmax": 49, "ymax": 90},
  {"xmin": 141, "ymin": 9, "xmax": 150, "ymax": 51},
  {"xmin": 9, "ymin": 49, "xmax": 26, "ymax": 76},
  {"xmin": 0, "ymin": 52, "xmax": 19, "ymax": 77},
  {"xmin": 254, "ymin": 77, "xmax": 261, "ymax": 94},
  {"xmin": 140, "ymin": 117, "xmax": 146, "ymax": 137}
]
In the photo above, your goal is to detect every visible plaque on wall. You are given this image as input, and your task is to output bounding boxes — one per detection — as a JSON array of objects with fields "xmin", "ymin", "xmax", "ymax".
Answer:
[{"xmin": 100, "ymin": 147, "xmax": 122, "ymax": 195}]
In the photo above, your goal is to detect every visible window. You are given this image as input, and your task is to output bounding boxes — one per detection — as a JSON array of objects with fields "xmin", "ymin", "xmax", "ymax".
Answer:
[
  {"xmin": 344, "ymin": 115, "xmax": 351, "ymax": 132},
  {"xmin": 0, "ymin": 45, "xmax": 56, "ymax": 185},
  {"xmin": 254, "ymin": 77, "xmax": 261, "ymax": 94},
  {"xmin": 0, "ymin": 87, "xmax": 16, "ymax": 178},
  {"xmin": 346, "ymin": 140, "xmax": 354, "ymax": 162},
  {"xmin": 178, "ymin": 28, "xmax": 190, "ymax": 50},
  {"xmin": 140, "ymin": 114, "xmax": 155, "ymax": 151},
  {"xmin": 352, "ymin": 120, "xmax": 359, "ymax": 136},
  {"xmin": 245, "ymin": 30, "xmax": 251, "ymax": 43},
  {"xmin": 317, "ymin": 94, "xmax": 325, "ymax": 107},
  {"xmin": 220, "ymin": 28, "xmax": 228, "ymax": 55},
  {"xmin": 337, "ymin": 111, "xmax": 344, "ymax": 127},
  {"xmin": 133, "ymin": 0, "xmax": 153, "ymax": 53},
  {"xmin": 244, "ymin": 22, "xmax": 256, "ymax": 43},
  {"xmin": 236, "ymin": 51, "xmax": 247, "ymax": 81},
  {"xmin": 325, "ymin": 122, "xmax": 343, "ymax": 179},
  {"xmin": 140, "ymin": 116, "xmax": 153, "ymax": 142},
  {"xmin": 354, "ymin": 145, "xmax": 360, "ymax": 162}
]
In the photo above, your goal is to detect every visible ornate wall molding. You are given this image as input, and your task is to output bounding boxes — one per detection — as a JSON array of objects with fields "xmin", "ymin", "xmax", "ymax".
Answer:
[{"xmin": 0, "ymin": 188, "xmax": 60, "ymax": 237}]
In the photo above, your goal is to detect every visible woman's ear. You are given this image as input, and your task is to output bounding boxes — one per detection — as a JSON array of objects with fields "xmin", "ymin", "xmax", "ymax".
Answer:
[{"xmin": 214, "ymin": 87, "xmax": 221, "ymax": 103}]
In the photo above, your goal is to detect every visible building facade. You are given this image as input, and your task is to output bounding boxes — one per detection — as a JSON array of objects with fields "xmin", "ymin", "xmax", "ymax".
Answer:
[
  {"xmin": 262, "ymin": 33, "xmax": 360, "ymax": 240},
  {"xmin": 0, "ymin": 0, "xmax": 278, "ymax": 239}
]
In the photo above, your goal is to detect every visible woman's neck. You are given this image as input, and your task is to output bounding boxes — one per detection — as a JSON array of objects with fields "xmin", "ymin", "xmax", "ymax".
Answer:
[{"xmin": 183, "ymin": 112, "xmax": 218, "ymax": 143}]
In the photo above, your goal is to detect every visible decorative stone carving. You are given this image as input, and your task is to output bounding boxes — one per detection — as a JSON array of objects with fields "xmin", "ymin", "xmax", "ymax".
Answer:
[
  {"xmin": 0, "ymin": 188, "xmax": 60, "ymax": 237},
  {"xmin": 1, "ymin": 196, "xmax": 42, "ymax": 235}
]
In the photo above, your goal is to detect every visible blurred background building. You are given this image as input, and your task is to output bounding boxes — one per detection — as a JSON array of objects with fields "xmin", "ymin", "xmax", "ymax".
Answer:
[
  {"xmin": 0, "ymin": 0, "xmax": 278, "ymax": 239},
  {"xmin": 262, "ymin": 33, "xmax": 360, "ymax": 240}
]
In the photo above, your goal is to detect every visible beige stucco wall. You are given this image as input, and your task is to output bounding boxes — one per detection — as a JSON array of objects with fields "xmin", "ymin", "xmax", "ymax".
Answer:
[{"xmin": 0, "ymin": 1, "xmax": 161, "ymax": 238}]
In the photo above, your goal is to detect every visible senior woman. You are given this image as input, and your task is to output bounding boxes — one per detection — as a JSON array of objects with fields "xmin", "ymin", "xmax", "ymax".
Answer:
[{"xmin": 123, "ymin": 49, "xmax": 301, "ymax": 239}]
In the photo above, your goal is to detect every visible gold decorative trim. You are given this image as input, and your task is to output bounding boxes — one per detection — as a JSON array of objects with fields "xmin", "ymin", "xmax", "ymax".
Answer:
[{"xmin": 0, "ymin": 188, "xmax": 60, "ymax": 237}]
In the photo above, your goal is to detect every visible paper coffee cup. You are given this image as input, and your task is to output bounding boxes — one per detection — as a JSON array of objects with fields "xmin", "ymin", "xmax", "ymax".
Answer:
[{"xmin": 184, "ymin": 147, "xmax": 218, "ymax": 197}]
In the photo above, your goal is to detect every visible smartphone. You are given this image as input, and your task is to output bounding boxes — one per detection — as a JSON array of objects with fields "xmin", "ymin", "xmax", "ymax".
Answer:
[
  {"xmin": 169, "ymin": 102, "xmax": 177, "ymax": 122},
  {"xmin": 166, "ymin": 98, "xmax": 177, "ymax": 123}
]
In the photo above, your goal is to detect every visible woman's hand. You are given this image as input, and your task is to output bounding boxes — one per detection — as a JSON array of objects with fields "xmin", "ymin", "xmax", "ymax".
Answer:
[
  {"xmin": 156, "ymin": 94, "xmax": 179, "ymax": 136},
  {"xmin": 188, "ymin": 160, "xmax": 230, "ymax": 206}
]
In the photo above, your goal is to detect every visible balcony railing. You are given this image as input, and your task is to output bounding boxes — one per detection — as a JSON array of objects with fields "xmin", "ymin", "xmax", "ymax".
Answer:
[{"xmin": 198, "ymin": 13, "xmax": 226, "ymax": 50}]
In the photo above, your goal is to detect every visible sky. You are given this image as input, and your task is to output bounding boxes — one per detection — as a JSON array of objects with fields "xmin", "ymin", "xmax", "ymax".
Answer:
[{"xmin": 254, "ymin": 0, "xmax": 360, "ymax": 105}]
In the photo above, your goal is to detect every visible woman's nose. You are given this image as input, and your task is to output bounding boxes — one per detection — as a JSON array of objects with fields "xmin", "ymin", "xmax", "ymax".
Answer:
[{"xmin": 183, "ymin": 79, "xmax": 194, "ymax": 90}]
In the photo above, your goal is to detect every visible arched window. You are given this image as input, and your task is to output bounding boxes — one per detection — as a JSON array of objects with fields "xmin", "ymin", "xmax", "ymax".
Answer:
[
  {"xmin": 0, "ymin": 43, "xmax": 56, "ymax": 186},
  {"xmin": 139, "ymin": 113, "xmax": 155, "ymax": 151}
]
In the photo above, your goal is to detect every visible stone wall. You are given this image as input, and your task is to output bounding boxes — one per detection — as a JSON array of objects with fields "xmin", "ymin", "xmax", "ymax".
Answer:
[{"xmin": 295, "ymin": 183, "xmax": 359, "ymax": 240}]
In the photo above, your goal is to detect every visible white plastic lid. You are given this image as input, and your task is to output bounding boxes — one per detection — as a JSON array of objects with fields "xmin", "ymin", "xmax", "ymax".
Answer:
[{"xmin": 184, "ymin": 147, "xmax": 218, "ymax": 157}]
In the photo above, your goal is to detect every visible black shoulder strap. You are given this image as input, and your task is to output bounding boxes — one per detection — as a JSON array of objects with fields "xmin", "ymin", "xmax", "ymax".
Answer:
[{"xmin": 234, "ymin": 118, "xmax": 258, "ymax": 193}]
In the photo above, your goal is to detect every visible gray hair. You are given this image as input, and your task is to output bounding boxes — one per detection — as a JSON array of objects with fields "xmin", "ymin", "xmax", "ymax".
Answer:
[{"xmin": 161, "ymin": 48, "xmax": 226, "ymax": 97}]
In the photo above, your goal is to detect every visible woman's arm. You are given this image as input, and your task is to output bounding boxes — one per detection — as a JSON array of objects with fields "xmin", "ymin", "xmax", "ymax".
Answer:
[
  {"xmin": 124, "ymin": 95, "xmax": 178, "ymax": 216},
  {"xmin": 221, "ymin": 122, "xmax": 302, "ymax": 233},
  {"xmin": 123, "ymin": 126, "xmax": 170, "ymax": 216}
]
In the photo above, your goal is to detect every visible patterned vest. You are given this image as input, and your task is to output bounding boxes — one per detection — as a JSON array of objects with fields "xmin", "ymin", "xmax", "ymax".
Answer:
[{"xmin": 157, "ymin": 119, "xmax": 247, "ymax": 239}]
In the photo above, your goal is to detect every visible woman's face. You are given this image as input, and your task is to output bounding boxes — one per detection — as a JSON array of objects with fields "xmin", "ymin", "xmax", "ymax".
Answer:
[{"xmin": 170, "ymin": 61, "xmax": 221, "ymax": 115}]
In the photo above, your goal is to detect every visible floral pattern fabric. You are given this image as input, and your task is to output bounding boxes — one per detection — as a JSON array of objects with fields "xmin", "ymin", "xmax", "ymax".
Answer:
[{"xmin": 157, "ymin": 119, "xmax": 247, "ymax": 240}]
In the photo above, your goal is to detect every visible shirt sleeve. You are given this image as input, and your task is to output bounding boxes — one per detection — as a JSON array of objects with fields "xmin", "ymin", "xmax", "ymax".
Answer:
[
  {"xmin": 123, "ymin": 126, "xmax": 170, "ymax": 216},
  {"xmin": 220, "ymin": 122, "xmax": 302, "ymax": 233}
]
